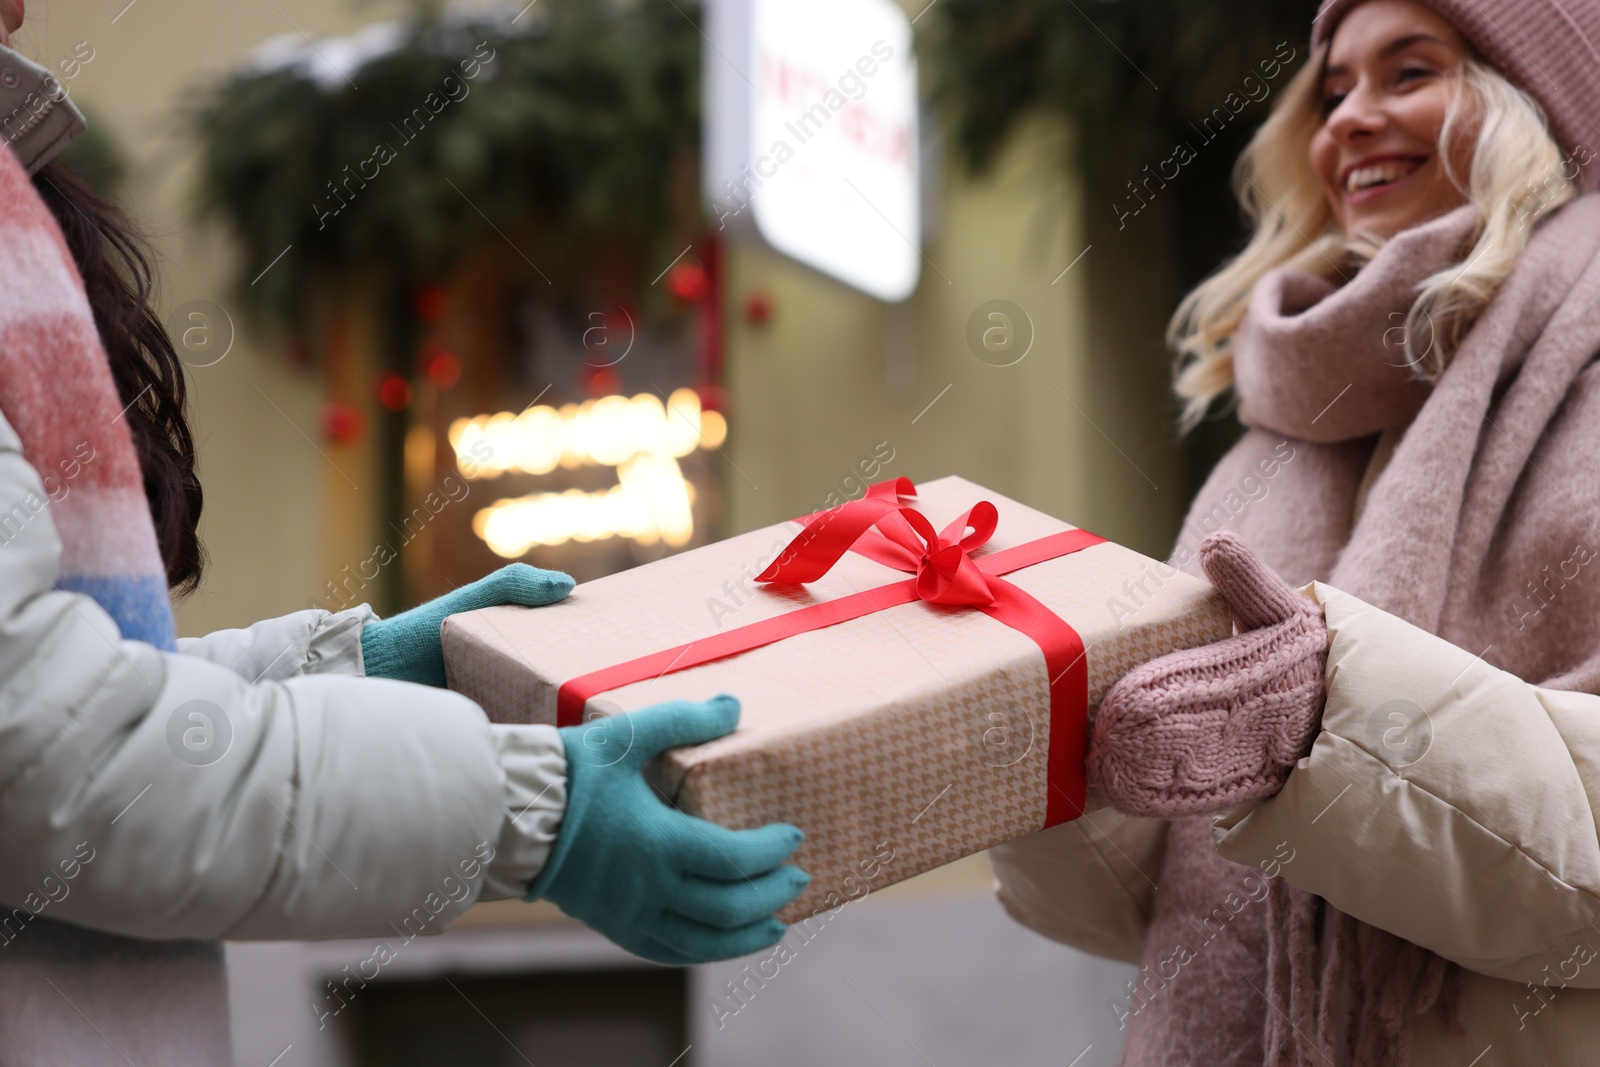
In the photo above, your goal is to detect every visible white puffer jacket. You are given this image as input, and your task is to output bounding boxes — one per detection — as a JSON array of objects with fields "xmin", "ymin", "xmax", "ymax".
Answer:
[{"xmin": 0, "ymin": 404, "xmax": 568, "ymax": 1065}]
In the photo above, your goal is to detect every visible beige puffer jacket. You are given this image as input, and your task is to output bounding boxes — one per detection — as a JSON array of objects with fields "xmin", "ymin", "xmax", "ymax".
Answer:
[{"xmin": 989, "ymin": 580, "xmax": 1600, "ymax": 1065}]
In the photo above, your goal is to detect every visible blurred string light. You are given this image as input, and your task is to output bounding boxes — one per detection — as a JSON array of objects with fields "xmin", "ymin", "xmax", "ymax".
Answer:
[
  {"xmin": 451, "ymin": 388, "xmax": 729, "ymax": 555},
  {"xmin": 448, "ymin": 389, "xmax": 726, "ymax": 475},
  {"xmin": 472, "ymin": 454, "xmax": 698, "ymax": 555}
]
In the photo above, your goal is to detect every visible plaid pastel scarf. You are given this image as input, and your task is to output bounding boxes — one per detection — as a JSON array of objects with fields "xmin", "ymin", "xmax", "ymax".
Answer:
[{"xmin": 0, "ymin": 144, "xmax": 175, "ymax": 649}]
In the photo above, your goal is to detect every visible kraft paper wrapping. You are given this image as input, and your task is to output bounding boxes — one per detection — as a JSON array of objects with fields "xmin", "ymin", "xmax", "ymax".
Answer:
[{"xmin": 442, "ymin": 476, "xmax": 1233, "ymax": 922}]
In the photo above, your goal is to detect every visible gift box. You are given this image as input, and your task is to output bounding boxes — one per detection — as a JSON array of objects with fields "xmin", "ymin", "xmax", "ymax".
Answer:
[{"xmin": 442, "ymin": 476, "xmax": 1232, "ymax": 922}]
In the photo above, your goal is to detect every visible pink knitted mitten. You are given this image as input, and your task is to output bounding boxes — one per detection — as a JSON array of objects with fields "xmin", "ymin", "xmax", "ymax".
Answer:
[{"xmin": 1087, "ymin": 530, "xmax": 1329, "ymax": 818}]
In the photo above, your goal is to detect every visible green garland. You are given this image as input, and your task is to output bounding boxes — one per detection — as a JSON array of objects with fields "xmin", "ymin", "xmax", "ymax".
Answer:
[
  {"xmin": 190, "ymin": 0, "xmax": 701, "ymax": 334},
  {"xmin": 920, "ymin": 0, "xmax": 1320, "ymax": 179},
  {"xmin": 58, "ymin": 105, "xmax": 128, "ymax": 198},
  {"xmin": 919, "ymin": 0, "xmax": 1326, "ymax": 491}
]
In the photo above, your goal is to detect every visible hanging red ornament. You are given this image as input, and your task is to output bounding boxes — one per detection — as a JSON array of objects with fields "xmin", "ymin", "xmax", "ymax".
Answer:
[
  {"xmin": 605, "ymin": 302, "xmax": 637, "ymax": 336},
  {"xmin": 665, "ymin": 260, "xmax": 710, "ymax": 303},
  {"xmin": 583, "ymin": 364, "xmax": 622, "ymax": 398},
  {"xmin": 376, "ymin": 371, "xmax": 413, "ymax": 411},
  {"xmin": 743, "ymin": 290, "xmax": 774, "ymax": 324},
  {"xmin": 319, "ymin": 400, "xmax": 366, "ymax": 444},
  {"xmin": 421, "ymin": 343, "xmax": 462, "ymax": 389},
  {"xmin": 413, "ymin": 284, "xmax": 450, "ymax": 324},
  {"xmin": 695, "ymin": 382, "xmax": 726, "ymax": 413}
]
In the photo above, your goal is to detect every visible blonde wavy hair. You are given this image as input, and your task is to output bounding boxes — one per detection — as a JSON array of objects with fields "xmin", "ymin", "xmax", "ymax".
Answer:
[{"xmin": 1170, "ymin": 41, "xmax": 1579, "ymax": 432}]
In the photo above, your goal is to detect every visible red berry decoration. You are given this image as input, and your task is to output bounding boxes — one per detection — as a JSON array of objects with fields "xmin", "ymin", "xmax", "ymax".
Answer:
[
  {"xmin": 422, "ymin": 344, "xmax": 462, "ymax": 389},
  {"xmin": 665, "ymin": 261, "xmax": 710, "ymax": 303},
  {"xmin": 412, "ymin": 284, "xmax": 450, "ymax": 324},
  {"xmin": 605, "ymin": 303, "xmax": 637, "ymax": 336},
  {"xmin": 743, "ymin": 290, "xmax": 774, "ymax": 324},
  {"xmin": 319, "ymin": 400, "xmax": 365, "ymax": 444},
  {"xmin": 583, "ymin": 365, "xmax": 622, "ymax": 397},
  {"xmin": 376, "ymin": 372, "xmax": 413, "ymax": 412}
]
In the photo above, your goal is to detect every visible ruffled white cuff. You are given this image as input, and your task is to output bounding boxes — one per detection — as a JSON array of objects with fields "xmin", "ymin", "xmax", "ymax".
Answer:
[
  {"xmin": 177, "ymin": 605, "xmax": 377, "ymax": 680},
  {"xmin": 479, "ymin": 724, "xmax": 568, "ymax": 900}
]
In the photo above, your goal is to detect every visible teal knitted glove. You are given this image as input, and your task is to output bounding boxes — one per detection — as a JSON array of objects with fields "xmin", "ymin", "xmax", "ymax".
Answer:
[
  {"xmin": 361, "ymin": 563, "xmax": 574, "ymax": 687},
  {"xmin": 528, "ymin": 695, "xmax": 809, "ymax": 965}
]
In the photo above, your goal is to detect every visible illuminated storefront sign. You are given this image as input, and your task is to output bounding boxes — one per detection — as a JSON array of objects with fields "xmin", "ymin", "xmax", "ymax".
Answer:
[{"xmin": 703, "ymin": 0, "xmax": 921, "ymax": 302}]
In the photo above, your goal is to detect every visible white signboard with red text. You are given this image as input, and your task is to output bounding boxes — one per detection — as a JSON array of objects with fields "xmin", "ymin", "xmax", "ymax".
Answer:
[{"xmin": 704, "ymin": 0, "xmax": 921, "ymax": 302}]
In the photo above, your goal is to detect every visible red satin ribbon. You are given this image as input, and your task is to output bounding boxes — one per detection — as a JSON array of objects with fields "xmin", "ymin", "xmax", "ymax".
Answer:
[{"xmin": 556, "ymin": 478, "xmax": 1107, "ymax": 826}]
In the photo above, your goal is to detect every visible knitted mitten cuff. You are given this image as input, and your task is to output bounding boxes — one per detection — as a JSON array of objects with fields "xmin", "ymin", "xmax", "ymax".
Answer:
[{"xmin": 1087, "ymin": 531, "xmax": 1329, "ymax": 818}]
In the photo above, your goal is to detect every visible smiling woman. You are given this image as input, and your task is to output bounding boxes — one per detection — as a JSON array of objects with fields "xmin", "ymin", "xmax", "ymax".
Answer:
[
  {"xmin": 991, "ymin": 0, "xmax": 1600, "ymax": 1062},
  {"xmin": 1309, "ymin": 3, "xmax": 1479, "ymax": 240},
  {"xmin": 1168, "ymin": 0, "xmax": 1579, "ymax": 427}
]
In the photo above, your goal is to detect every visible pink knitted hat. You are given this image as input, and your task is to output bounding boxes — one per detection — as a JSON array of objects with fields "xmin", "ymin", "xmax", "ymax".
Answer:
[{"xmin": 1313, "ymin": 0, "xmax": 1600, "ymax": 191}]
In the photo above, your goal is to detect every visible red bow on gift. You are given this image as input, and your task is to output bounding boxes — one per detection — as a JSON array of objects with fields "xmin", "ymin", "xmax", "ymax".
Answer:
[{"xmin": 757, "ymin": 477, "xmax": 1001, "ymax": 607}]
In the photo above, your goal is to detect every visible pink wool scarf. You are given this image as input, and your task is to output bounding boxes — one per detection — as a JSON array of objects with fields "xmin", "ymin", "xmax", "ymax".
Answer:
[{"xmin": 1119, "ymin": 193, "xmax": 1600, "ymax": 1065}]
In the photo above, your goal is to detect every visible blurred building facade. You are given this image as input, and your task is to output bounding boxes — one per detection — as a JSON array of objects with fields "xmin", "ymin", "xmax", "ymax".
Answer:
[
  {"xmin": 19, "ymin": 0, "xmax": 1188, "ymax": 640},
  {"xmin": 8, "ymin": 0, "xmax": 1201, "ymax": 1063}
]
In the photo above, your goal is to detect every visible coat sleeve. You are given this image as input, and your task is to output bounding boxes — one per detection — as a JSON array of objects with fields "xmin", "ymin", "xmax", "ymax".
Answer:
[
  {"xmin": 1214, "ymin": 581, "xmax": 1600, "ymax": 985},
  {"xmin": 176, "ymin": 604, "xmax": 376, "ymax": 680},
  {"xmin": 986, "ymin": 793, "xmax": 1169, "ymax": 964},
  {"xmin": 0, "ymin": 412, "xmax": 563, "ymax": 940}
]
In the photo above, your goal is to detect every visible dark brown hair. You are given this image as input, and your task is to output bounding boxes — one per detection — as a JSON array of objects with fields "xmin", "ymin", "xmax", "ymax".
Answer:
[{"xmin": 31, "ymin": 161, "xmax": 205, "ymax": 595}]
